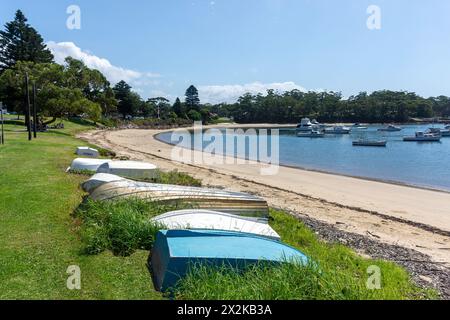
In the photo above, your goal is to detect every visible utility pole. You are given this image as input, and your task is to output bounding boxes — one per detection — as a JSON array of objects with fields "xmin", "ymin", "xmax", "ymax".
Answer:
[
  {"xmin": 25, "ymin": 73, "xmax": 32, "ymax": 141},
  {"xmin": 32, "ymin": 82, "xmax": 37, "ymax": 138}
]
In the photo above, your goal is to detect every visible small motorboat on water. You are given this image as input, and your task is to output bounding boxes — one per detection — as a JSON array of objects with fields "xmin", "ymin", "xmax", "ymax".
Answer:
[
  {"xmin": 352, "ymin": 139, "xmax": 387, "ymax": 147},
  {"xmin": 324, "ymin": 126, "xmax": 351, "ymax": 134},
  {"xmin": 428, "ymin": 127, "xmax": 450, "ymax": 137},
  {"xmin": 151, "ymin": 209, "xmax": 280, "ymax": 240},
  {"xmin": 403, "ymin": 131, "xmax": 441, "ymax": 142},
  {"xmin": 297, "ymin": 130, "xmax": 324, "ymax": 138},
  {"xmin": 96, "ymin": 160, "xmax": 158, "ymax": 179},
  {"xmin": 296, "ymin": 118, "xmax": 314, "ymax": 132},
  {"xmin": 67, "ymin": 158, "xmax": 111, "ymax": 172},
  {"xmin": 76, "ymin": 147, "xmax": 99, "ymax": 158},
  {"xmin": 352, "ymin": 123, "xmax": 368, "ymax": 129},
  {"xmin": 378, "ymin": 125, "xmax": 402, "ymax": 132},
  {"xmin": 89, "ymin": 181, "xmax": 269, "ymax": 220},
  {"xmin": 150, "ymin": 229, "xmax": 309, "ymax": 292}
]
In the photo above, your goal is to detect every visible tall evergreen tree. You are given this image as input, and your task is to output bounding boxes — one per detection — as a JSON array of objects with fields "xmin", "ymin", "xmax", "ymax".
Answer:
[
  {"xmin": 0, "ymin": 10, "xmax": 54, "ymax": 72},
  {"xmin": 185, "ymin": 85, "xmax": 200, "ymax": 111},
  {"xmin": 172, "ymin": 97, "xmax": 184, "ymax": 117},
  {"xmin": 112, "ymin": 80, "xmax": 133, "ymax": 118}
]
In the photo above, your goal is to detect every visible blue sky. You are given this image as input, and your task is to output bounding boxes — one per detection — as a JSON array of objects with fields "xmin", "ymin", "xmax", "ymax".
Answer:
[{"xmin": 2, "ymin": 0, "xmax": 450, "ymax": 103}]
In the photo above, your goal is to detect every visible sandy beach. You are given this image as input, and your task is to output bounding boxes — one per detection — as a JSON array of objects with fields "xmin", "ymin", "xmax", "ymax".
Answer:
[{"xmin": 78, "ymin": 125, "xmax": 450, "ymax": 275}]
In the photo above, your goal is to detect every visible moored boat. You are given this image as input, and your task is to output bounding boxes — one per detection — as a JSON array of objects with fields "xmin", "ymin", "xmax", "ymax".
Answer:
[
  {"xmin": 352, "ymin": 140, "xmax": 387, "ymax": 147},
  {"xmin": 296, "ymin": 118, "xmax": 314, "ymax": 132},
  {"xmin": 96, "ymin": 160, "xmax": 158, "ymax": 179},
  {"xmin": 296, "ymin": 130, "xmax": 324, "ymax": 138},
  {"xmin": 67, "ymin": 158, "xmax": 111, "ymax": 172},
  {"xmin": 403, "ymin": 131, "xmax": 441, "ymax": 142},
  {"xmin": 324, "ymin": 126, "xmax": 351, "ymax": 134},
  {"xmin": 150, "ymin": 229, "xmax": 309, "ymax": 292},
  {"xmin": 89, "ymin": 181, "xmax": 269, "ymax": 220},
  {"xmin": 151, "ymin": 209, "xmax": 280, "ymax": 240},
  {"xmin": 378, "ymin": 124, "xmax": 402, "ymax": 132},
  {"xmin": 428, "ymin": 127, "xmax": 450, "ymax": 137}
]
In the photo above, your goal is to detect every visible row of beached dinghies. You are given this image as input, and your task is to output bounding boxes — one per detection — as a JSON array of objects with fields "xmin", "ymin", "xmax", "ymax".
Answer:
[{"xmin": 69, "ymin": 147, "xmax": 310, "ymax": 292}]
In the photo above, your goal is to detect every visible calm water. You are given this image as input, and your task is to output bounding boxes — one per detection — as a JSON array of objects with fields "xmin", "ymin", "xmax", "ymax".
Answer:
[{"xmin": 156, "ymin": 124, "xmax": 450, "ymax": 191}]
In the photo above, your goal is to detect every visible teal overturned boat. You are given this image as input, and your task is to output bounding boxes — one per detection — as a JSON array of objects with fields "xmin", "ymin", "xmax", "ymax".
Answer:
[{"xmin": 150, "ymin": 229, "xmax": 310, "ymax": 292}]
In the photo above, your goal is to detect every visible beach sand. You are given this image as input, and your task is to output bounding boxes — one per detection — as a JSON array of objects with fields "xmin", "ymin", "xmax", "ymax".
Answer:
[{"xmin": 78, "ymin": 125, "xmax": 450, "ymax": 270}]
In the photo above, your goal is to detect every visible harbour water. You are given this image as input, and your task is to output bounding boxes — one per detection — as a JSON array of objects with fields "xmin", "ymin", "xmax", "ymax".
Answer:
[{"xmin": 156, "ymin": 124, "xmax": 450, "ymax": 192}]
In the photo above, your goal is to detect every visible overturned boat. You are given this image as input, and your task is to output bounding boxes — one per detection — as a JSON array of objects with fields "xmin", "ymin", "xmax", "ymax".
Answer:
[
  {"xmin": 90, "ymin": 181, "xmax": 269, "ymax": 219},
  {"xmin": 76, "ymin": 147, "xmax": 99, "ymax": 158},
  {"xmin": 96, "ymin": 160, "xmax": 158, "ymax": 179},
  {"xmin": 67, "ymin": 158, "xmax": 111, "ymax": 172},
  {"xmin": 81, "ymin": 173, "xmax": 126, "ymax": 193},
  {"xmin": 150, "ymin": 229, "xmax": 309, "ymax": 292},
  {"xmin": 151, "ymin": 210, "xmax": 280, "ymax": 240}
]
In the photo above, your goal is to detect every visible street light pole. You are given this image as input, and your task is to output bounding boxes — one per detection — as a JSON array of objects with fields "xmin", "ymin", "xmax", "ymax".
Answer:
[
  {"xmin": 0, "ymin": 108, "xmax": 4, "ymax": 145},
  {"xmin": 32, "ymin": 82, "xmax": 37, "ymax": 138},
  {"xmin": 25, "ymin": 73, "xmax": 32, "ymax": 141}
]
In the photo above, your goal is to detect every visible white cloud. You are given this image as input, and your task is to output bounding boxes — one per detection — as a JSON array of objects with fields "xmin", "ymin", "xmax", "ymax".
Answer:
[
  {"xmin": 46, "ymin": 41, "xmax": 160, "ymax": 85},
  {"xmin": 198, "ymin": 81, "xmax": 307, "ymax": 104}
]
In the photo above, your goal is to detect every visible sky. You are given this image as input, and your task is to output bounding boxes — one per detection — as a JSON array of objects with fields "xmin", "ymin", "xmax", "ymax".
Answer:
[{"xmin": 2, "ymin": 0, "xmax": 450, "ymax": 103}]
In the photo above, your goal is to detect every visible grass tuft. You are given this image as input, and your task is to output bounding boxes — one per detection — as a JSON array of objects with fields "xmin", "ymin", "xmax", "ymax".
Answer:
[{"xmin": 74, "ymin": 198, "xmax": 189, "ymax": 256}]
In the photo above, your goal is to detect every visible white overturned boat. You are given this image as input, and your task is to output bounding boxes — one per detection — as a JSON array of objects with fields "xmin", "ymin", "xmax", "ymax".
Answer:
[
  {"xmin": 378, "ymin": 124, "xmax": 402, "ymax": 132},
  {"xmin": 67, "ymin": 158, "xmax": 111, "ymax": 172},
  {"xmin": 81, "ymin": 173, "xmax": 126, "ymax": 193},
  {"xmin": 151, "ymin": 210, "xmax": 280, "ymax": 240},
  {"xmin": 403, "ymin": 132, "xmax": 441, "ymax": 142},
  {"xmin": 76, "ymin": 147, "xmax": 99, "ymax": 158},
  {"xmin": 96, "ymin": 161, "xmax": 158, "ymax": 179},
  {"xmin": 90, "ymin": 181, "xmax": 269, "ymax": 220}
]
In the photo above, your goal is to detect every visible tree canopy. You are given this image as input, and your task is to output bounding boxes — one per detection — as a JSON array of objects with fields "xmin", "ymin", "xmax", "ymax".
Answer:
[{"xmin": 0, "ymin": 10, "xmax": 53, "ymax": 72}]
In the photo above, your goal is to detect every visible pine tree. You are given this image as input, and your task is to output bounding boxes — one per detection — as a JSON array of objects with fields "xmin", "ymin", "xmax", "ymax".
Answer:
[
  {"xmin": 172, "ymin": 97, "xmax": 184, "ymax": 117},
  {"xmin": 185, "ymin": 85, "xmax": 200, "ymax": 111},
  {"xmin": 0, "ymin": 10, "xmax": 54, "ymax": 72}
]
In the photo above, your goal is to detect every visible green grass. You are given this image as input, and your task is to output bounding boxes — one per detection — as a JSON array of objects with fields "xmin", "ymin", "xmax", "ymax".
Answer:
[
  {"xmin": 143, "ymin": 169, "xmax": 202, "ymax": 187},
  {"xmin": 74, "ymin": 198, "xmax": 190, "ymax": 256},
  {"xmin": 172, "ymin": 209, "xmax": 438, "ymax": 300},
  {"xmin": 0, "ymin": 120, "xmax": 161, "ymax": 299}
]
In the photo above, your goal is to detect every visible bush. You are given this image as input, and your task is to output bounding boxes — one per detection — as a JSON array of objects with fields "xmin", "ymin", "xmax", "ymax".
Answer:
[{"xmin": 146, "ymin": 170, "xmax": 202, "ymax": 187}]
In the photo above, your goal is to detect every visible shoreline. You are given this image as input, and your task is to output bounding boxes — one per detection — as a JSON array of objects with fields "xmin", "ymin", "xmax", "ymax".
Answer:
[
  {"xmin": 77, "ymin": 126, "xmax": 450, "ymax": 271},
  {"xmin": 153, "ymin": 129, "xmax": 450, "ymax": 195}
]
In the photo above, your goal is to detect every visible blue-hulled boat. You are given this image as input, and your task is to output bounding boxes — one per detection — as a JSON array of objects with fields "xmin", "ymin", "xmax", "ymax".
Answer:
[{"xmin": 150, "ymin": 229, "xmax": 310, "ymax": 292}]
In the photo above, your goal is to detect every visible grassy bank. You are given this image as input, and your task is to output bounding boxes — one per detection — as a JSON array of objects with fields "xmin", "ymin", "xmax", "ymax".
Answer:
[
  {"xmin": 0, "ymin": 120, "xmax": 161, "ymax": 299},
  {"xmin": 0, "ymin": 119, "xmax": 437, "ymax": 300}
]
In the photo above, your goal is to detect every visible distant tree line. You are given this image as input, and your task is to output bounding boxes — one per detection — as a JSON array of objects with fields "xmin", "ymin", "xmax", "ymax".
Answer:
[
  {"xmin": 211, "ymin": 90, "xmax": 450, "ymax": 124},
  {"xmin": 1, "ymin": 10, "xmax": 449, "ymax": 127}
]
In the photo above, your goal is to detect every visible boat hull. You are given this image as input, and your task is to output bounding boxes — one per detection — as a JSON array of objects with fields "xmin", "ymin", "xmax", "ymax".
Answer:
[
  {"xmin": 150, "ymin": 229, "xmax": 309, "ymax": 292},
  {"xmin": 67, "ymin": 158, "xmax": 111, "ymax": 172},
  {"xmin": 76, "ymin": 147, "xmax": 99, "ymax": 158},
  {"xmin": 352, "ymin": 141, "xmax": 387, "ymax": 147},
  {"xmin": 96, "ymin": 161, "xmax": 158, "ymax": 179},
  {"xmin": 151, "ymin": 210, "xmax": 280, "ymax": 240},
  {"xmin": 403, "ymin": 137, "xmax": 441, "ymax": 142},
  {"xmin": 81, "ymin": 173, "xmax": 126, "ymax": 193},
  {"xmin": 90, "ymin": 181, "xmax": 269, "ymax": 220}
]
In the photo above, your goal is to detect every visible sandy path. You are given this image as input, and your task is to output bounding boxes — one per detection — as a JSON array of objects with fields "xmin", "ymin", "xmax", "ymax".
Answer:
[{"xmin": 77, "ymin": 127, "xmax": 450, "ymax": 268}]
